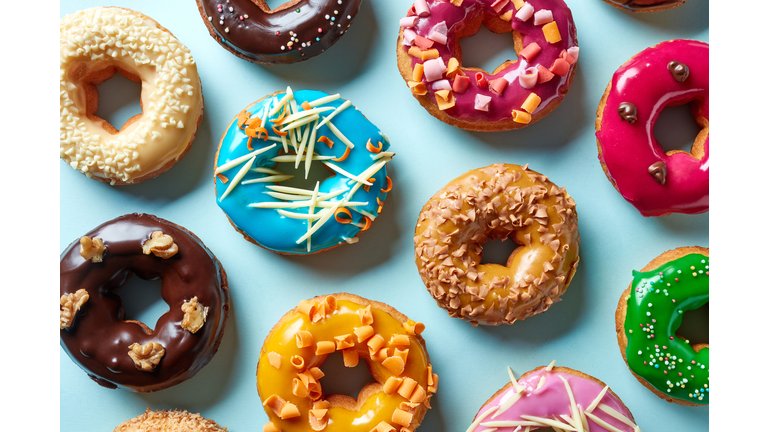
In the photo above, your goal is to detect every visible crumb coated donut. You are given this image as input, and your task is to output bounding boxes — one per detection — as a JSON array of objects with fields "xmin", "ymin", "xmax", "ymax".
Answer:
[
  {"xmin": 595, "ymin": 39, "xmax": 709, "ymax": 217},
  {"xmin": 114, "ymin": 409, "xmax": 227, "ymax": 432},
  {"xmin": 60, "ymin": 8, "xmax": 204, "ymax": 185},
  {"xmin": 468, "ymin": 362, "xmax": 640, "ymax": 432},
  {"xmin": 397, "ymin": 0, "xmax": 579, "ymax": 131},
  {"xmin": 602, "ymin": 0, "xmax": 689, "ymax": 12},
  {"xmin": 60, "ymin": 214, "xmax": 229, "ymax": 392},
  {"xmin": 414, "ymin": 163, "xmax": 579, "ymax": 326},
  {"xmin": 214, "ymin": 88, "xmax": 393, "ymax": 254},
  {"xmin": 615, "ymin": 246, "xmax": 709, "ymax": 406},
  {"xmin": 195, "ymin": 0, "xmax": 362, "ymax": 64},
  {"xmin": 257, "ymin": 293, "xmax": 437, "ymax": 432}
]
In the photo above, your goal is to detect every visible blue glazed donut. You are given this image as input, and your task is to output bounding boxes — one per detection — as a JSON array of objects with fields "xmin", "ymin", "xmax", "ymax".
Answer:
[{"xmin": 214, "ymin": 89, "xmax": 393, "ymax": 254}]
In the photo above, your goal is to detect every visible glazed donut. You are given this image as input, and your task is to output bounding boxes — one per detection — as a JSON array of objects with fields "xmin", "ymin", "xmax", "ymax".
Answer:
[
  {"xmin": 60, "ymin": 8, "xmax": 204, "ymax": 185},
  {"xmin": 257, "ymin": 293, "xmax": 437, "ymax": 432},
  {"xmin": 414, "ymin": 163, "xmax": 580, "ymax": 326},
  {"xmin": 214, "ymin": 88, "xmax": 393, "ymax": 254},
  {"xmin": 595, "ymin": 39, "xmax": 709, "ymax": 217},
  {"xmin": 602, "ymin": 0, "xmax": 688, "ymax": 12},
  {"xmin": 468, "ymin": 363, "xmax": 640, "ymax": 432},
  {"xmin": 396, "ymin": 0, "xmax": 579, "ymax": 131},
  {"xmin": 60, "ymin": 214, "xmax": 229, "ymax": 392},
  {"xmin": 195, "ymin": 0, "xmax": 362, "ymax": 64},
  {"xmin": 615, "ymin": 246, "xmax": 709, "ymax": 406},
  {"xmin": 114, "ymin": 409, "xmax": 227, "ymax": 432}
]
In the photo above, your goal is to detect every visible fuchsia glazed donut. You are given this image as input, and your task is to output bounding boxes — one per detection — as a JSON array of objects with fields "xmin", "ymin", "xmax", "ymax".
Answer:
[
  {"xmin": 595, "ymin": 40, "xmax": 709, "ymax": 217},
  {"xmin": 397, "ymin": 0, "xmax": 579, "ymax": 131}
]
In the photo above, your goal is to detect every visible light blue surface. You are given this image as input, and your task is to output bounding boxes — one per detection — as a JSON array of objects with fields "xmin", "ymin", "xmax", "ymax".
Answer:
[{"xmin": 60, "ymin": 1, "xmax": 709, "ymax": 431}]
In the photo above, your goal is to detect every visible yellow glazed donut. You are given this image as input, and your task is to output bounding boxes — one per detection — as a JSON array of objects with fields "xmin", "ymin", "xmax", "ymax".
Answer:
[
  {"xmin": 113, "ymin": 409, "xmax": 227, "ymax": 432},
  {"xmin": 257, "ymin": 293, "xmax": 438, "ymax": 432},
  {"xmin": 415, "ymin": 163, "xmax": 580, "ymax": 326},
  {"xmin": 60, "ymin": 7, "xmax": 204, "ymax": 185}
]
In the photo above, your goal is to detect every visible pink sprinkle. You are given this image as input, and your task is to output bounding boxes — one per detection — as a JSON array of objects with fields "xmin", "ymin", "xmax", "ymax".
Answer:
[
  {"xmin": 706, "ymin": 271, "xmax": 709, "ymax": 275},
  {"xmin": 664, "ymin": 371, "xmax": 667, "ymax": 374},
  {"xmin": 659, "ymin": 272, "xmax": 663, "ymax": 276},
  {"xmin": 669, "ymin": 336, "xmax": 674, "ymax": 340},
  {"xmin": 672, "ymin": 299, "xmax": 676, "ymax": 303},
  {"xmin": 652, "ymin": 319, "xmax": 656, "ymax": 323},
  {"xmin": 518, "ymin": 67, "xmax": 538, "ymax": 89},
  {"xmin": 399, "ymin": 16, "xmax": 418, "ymax": 28},
  {"xmin": 675, "ymin": 278, "xmax": 679, "ymax": 281},
  {"xmin": 276, "ymin": 31, "xmax": 280, "ymax": 36},
  {"xmin": 691, "ymin": 360, "xmax": 696, "ymax": 364},
  {"xmin": 651, "ymin": 334, "xmax": 655, "ymax": 338},
  {"xmin": 452, "ymin": 75, "xmax": 469, "ymax": 93},
  {"xmin": 663, "ymin": 347, "xmax": 667, "ymax": 350},
  {"xmin": 644, "ymin": 361, "xmax": 647, "ymax": 365},
  {"xmin": 318, "ymin": 28, "xmax": 322, "ymax": 32},
  {"xmin": 516, "ymin": 2, "xmax": 534, "ymax": 22},
  {"xmin": 679, "ymin": 373, "xmax": 683, "ymax": 376},
  {"xmin": 240, "ymin": 16, "xmax": 244, "ymax": 20},
  {"xmin": 414, "ymin": 0, "xmax": 430, "ymax": 17}
]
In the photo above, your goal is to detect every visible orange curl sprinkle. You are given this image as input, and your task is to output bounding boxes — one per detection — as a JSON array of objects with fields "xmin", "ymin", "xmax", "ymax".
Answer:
[
  {"xmin": 363, "ymin": 177, "xmax": 377, "ymax": 193},
  {"xmin": 216, "ymin": 173, "xmax": 229, "ymax": 184},
  {"xmin": 272, "ymin": 126, "xmax": 288, "ymax": 137},
  {"xmin": 318, "ymin": 136, "xmax": 334, "ymax": 149},
  {"xmin": 301, "ymin": 101, "xmax": 312, "ymax": 110},
  {"xmin": 366, "ymin": 139, "xmax": 383, "ymax": 154},
  {"xmin": 334, "ymin": 208, "xmax": 353, "ymax": 224},
  {"xmin": 380, "ymin": 176, "xmax": 393, "ymax": 193},
  {"xmin": 377, "ymin": 197, "xmax": 384, "ymax": 214},
  {"xmin": 235, "ymin": 109, "xmax": 251, "ymax": 130},
  {"xmin": 360, "ymin": 216, "xmax": 372, "ymax": 232},
  {"xmin": 332, "ymin": 146, "xmax": 350, "ymax": 162}
]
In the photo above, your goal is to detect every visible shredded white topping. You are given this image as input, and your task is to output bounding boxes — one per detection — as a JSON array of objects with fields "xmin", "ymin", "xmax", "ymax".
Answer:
[
  {"xmin": 215, "ymin": 144, "xmax": 277, "ymax": 174},
  {"xmin": 220, "ymin": 156, "xmax": 256, "ymax": 201},
  {"xmin": 316, "ymin": 99, "xmax": 352, "ymax": 130},
  {"xmin": 466, "ymin": 406, "xmax": 498, "ymax": 432},
  {"xmin": 308, "ymin": 93, "xmax": 341, "ymax": 108},
  {"xmin": 242, "ymin": 175, "xmax": 293, "ymax": 185},
  {"xmin": 585, "ymin": 385, "xmax": 610, "ymax": 414}
]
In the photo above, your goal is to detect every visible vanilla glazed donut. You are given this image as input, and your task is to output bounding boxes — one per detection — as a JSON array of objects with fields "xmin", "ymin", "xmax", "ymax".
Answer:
[
  {"xmin": 257, "ymin": 293, "xmax": 437, "ymax": 432},
  {"xmin": 602, "ymin": 0, "xmax": 689, "ymax": 12},
  {"xmin": 615, "ymin": 246, "xmax": 709, "ymax": 406},
  {"xmin": 195, "ymin": 0, "xmax": 362, "ymax": 64},
  {"xmin": 60, "ymin": 214, "xmax": 229, "ymax": 392},
  {"xmin": 414, "ymin": 163, "xmax": 579, "ymax": 326},
  {"xmin": 113, "ymin": 409, "xmax": 227, "ymax": 432},
  {"xmin": 397, "ymin": 0, "xmax": 579, "ymax": 131},
  {"xmin": 60, "ymin": 8, "xmax": 204, "ymax": 185},
  {"xmin": 468, "ymin": 362, "xmax": 640, "ymax": 432},
  {"xmin": 595, "ymin": 40, "xmax": 709, "ymax": 216},
  {"xmin": 214, "ymin": 88, "xmax": 393, "ymax": 254}
]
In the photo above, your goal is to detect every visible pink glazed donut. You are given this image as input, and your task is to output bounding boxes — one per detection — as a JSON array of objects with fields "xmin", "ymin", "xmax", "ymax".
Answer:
[
  {"xmin": 595, "ymin": 40, "xmax": 709, "ymax": 217},
  {"xmin": 397, "ymin": 0, "xmax": 579, "ymax": 131}
]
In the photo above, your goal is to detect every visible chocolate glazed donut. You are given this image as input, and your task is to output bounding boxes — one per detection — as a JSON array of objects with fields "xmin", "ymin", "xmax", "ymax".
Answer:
[
  {"xmin": 60, "ymin": 214, "xmax": 229, "ymax": 392},
  {"xmin": 196, "ymin": 0, "xmax": 363, "ymax": 64}
]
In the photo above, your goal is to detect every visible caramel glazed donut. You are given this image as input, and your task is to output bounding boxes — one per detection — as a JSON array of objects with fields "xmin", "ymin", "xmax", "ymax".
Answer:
[
  {"xmin": 415, "ymin": 164, "xmax": 579, "ymax": 326},
  {"xmin": 60, "ymin": 8, "xmax": 204, "ymax": 185},
  {"xmin": 60, "ymin": 214, "xmax": 229, "ymax": 392},
  {"xmin": 196, "ymin": 0, "xmax": 362, "ymax": 64}
]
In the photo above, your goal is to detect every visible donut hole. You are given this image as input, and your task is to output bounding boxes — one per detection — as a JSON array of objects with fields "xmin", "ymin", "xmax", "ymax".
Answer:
[
  {"xmin": 653, "ymin": 103, "xmax": 707, "ymax": 159},
  {"xmin": 480, "ymin": 236, "xmax": 520, "ymax": 266},
  {"xmin": 676, "ymin": 302, "xmax": 709, "ymax": 346},
  {"xmin": 88, "ymin": 67, "xmax": 143, "ymax": 134},
  {"xmin": 455, "ymin": 17, "xmax": 521, "ymax": 76},
  {"xmin": 117, "ymin": 274, "xmax": 167, "ymax": 333},
  {"xmin": 317, "ymin": 351, "xmax": 376, "ymax": 400}
]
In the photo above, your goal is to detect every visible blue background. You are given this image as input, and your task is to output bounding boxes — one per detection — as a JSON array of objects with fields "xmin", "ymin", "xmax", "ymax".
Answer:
[{"xmin": 60, "ymin": 0, "xmax": 709, "ymax": 430}]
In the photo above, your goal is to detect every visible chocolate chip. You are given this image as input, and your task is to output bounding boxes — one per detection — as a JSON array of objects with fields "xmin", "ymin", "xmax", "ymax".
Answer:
[
  {"xmin": 667, "ymin": 61, "xmax": 690, "ymax": 83},
  {"xmin": 648, "ymin": 161, "xmax": 667, "ymax": 185},
  {"xmin": 618, "ymin": 102, "xmax": 637, "ymax": 123}
]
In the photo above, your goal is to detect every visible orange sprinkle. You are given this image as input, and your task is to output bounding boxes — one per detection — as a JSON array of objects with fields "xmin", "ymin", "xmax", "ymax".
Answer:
[
  {"xmin": 377, "ymin": 197, "xmax": 384, "ymax": 214},
  {"xmin": 315, "ymin": 341, "xmax": 335, "ymax": 355},
  {"xmin": 298, "ymin": 300, "xmax": 316, "ymax": 317},
  {"xmin": 394, "ymin": 348, "xmax": 409, "ymax": 364},
  {"xmin": 354, "ymin": 325, "xmax": 375, "ymax": 342},
  {"xmin": 318, "ymin": 135, "xmax": 334, "ymax": 149},
  {"xmin": 332, "ymin": 146, "xmax": 350, "ymax": 162},
  {"xmin": 366, "ymin": 139, "xmax": 383, "ymax": 154},
  {"xmin": 371, "ymin": 348, "xmax": 389, "ymax": 363},
  {"xmin": 382, "ymin": 356, "xmax": 405, "ymax": 376},
  {"xmin": 296, "ymin": 331, "xmax": 314, "ymax": 348},
  {"xmin": 410, "ymin": 385, "xmax": 427, "ymax": 403},
  {"xmin": 263, "ymin": 422, "xmax": 279, "ymax": 432},
  {"xmin": 342, "ymin": 348, "xmax": 359, "ymax": 367},
  {"xmin": 358, "ymin": 305, "xmax": 373, "ymax": 325},
  {"xmin": 334, "ymin": 208, "xmax": 353, "ymax": 224},
  {"xmin": 280, "ymin": 403, "xmax": 300, "ymax": 419},
  {"xmin": 392, "ymin": 408, "xmax": 413, "ymax": 427},
  {"xmin": 309, "ymin": 367, "xmax": 325, "ymax": 380},
  {"xmin": 397, "ymin": 377, "xmax": 417, "ymax": 399},
  {"xmin": 380, "ymin": 176, "xmax": 393, "ymax": 193},
  {"xmin": 383, "ymin": 376, "xmax": 403, "ymax": 394},
  {"xmin": 367, "ymin": 334, "xmax": 386, "ymax": 355},
  {"xmin": 272, "ymin": 125, "xmax": 288, "ymax": 137},
  {"xmin": 292, "ymin": 377, "xmax": 309, "ymax": 398},
  {"xmin": 301, "ymin": 101, "xmax": 312, "ymax": 110},
  {"xmin": 390, "ymin": 334, "xmax": 410, "ymax": 346},
  {"xmin": 360, "ymin": 217, "xmax": 372, "ymax": 232},
  {"xmin": 235, "ymin": 109, "xmax": 251, "ymax": 130},
  {"xmin": 246, "ymin": 137, "xmax": 255, "ymax": 151},
  {"xmin": 404, "ymin": 320, "xmax": 425, "ymax": 335},
  {"xmin": 267, "ymin": 352, "xmax": 282, "ymax": 369},
  {"xmin": 334, "ymin": 334, "xmax": 355, "ymax": 350},
  {"xmin": 290, "ymin": 355, "xmax": 305, "ymax": 369},
  {"xmin": 324, "ymin": 295, "xmax": 336, "ymax": 313},
  {"xmin": 371, "ymin": 421, "xmax": 395, "ymax": 432},
  {"xmin": 216, "ymin": 173, "xmax": 229, "ymax": 184},
  {"xmin": 363, "ymin": 177, "xmax": 376, "ymax": 193}
]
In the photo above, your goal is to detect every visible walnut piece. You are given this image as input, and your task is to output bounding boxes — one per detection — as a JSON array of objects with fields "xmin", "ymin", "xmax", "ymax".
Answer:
[
  {"xmin": 128, "ymin": 342, "xmax": 165, "ymax": 371},
  {"xmin": 79, "ymin": 236, "xmax": 106, "ymax": 263},
  {"xmin": 142, "ymin": 231, "xmax": 178, "ymax": 259},
  {"xmin": 181, "ymin": 297, "xmax": 208, "ymax": 334},
  {"xmin": 60, "ymin": 289, "xmax": 89, "ymax": 329}
]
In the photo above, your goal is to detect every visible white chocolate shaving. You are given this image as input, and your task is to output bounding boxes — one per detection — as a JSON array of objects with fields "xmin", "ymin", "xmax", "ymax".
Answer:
[
  {"xmin": 215, "ymin": 144, "xmax": 277, "ymax": 174},
  {"xmin": 316, "ymin": 100, "xmax": 352, "ymax": 130}
]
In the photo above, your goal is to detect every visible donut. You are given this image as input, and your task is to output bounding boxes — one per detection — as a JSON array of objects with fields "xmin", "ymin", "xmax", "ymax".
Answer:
[
  {"xmin": 414, "ymin": 163, "xmax": 580, "ymax": 326},
  {"xmin": 396, "ymin": 0, "xmax": 579, "ymax": 131},
  {"xmin": 214, "ymin": 88, "xmax": 393, "ymax": 254},
  {"xmin": 257, "ymin": 293, "xmax": 437, "ymax": 432},
  {"xmin": 601, "ymin": 0, "xmax": 688, "ymax": 12},
  {"xmin": 60, "ymin": 8, "xmax": 204, "ymax": 185},
  {"xmin": 114, "ymin": 409, "xmax": 227, "ymax": 432},
  {"xmin": 468, "ymin": 362, "xmax": 640, "ymax": 432},
  {"xmin": 615, "ymin": 246, "xmax": 709, "ymax": 406},
  {"xmin": 595, "ymin": 39, "xmax": 709, "ymax": 217},
  {"xmin": 195, "ymin": 0, "xmax": 362, "ymax": 64},
  {"xmin": 59, "ymin": 214, "xmax": 229, "ymax": 392}
]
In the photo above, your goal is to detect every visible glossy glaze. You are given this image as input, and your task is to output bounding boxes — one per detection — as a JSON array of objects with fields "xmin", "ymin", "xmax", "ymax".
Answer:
[
  {"xmin": 400, "ymin": 0, "xmax": 578, "ymax": 123},
  {"xmin": 215, "ymin": 90, "xmax": 391, "ymax": 254},
  {"xmin": 596, "ymin": 39, "xmax": 709, "ymax": 216},
  {"xmin": 623, "ymin": 253, "xmax": 709, "ymax": 404},
  {"xmin": 60, "ymin": 214, "xmax": 229, "ymax": 392},
  {"xmin": 197, "ymin": 0, "xmax": 361, "ymax": 64},
  {"xmin": 473, "ymin": 367, "xmax": 637, "ymax": 432}
]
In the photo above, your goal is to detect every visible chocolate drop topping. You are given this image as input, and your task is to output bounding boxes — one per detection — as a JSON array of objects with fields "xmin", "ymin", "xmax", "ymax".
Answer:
[
  {"xmin": 618, "ymin": 102, "xmax": 638, "ymax": 123},
  {"xmin": 648, "ymin": 161, "xmax": 667, "ymax": 185},
  {"xmin": 667, "ymin": 61, "xmax": 690, "ymax": 83}
]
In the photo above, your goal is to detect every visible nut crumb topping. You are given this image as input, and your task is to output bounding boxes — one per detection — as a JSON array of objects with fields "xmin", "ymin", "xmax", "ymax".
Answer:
[
  {"xmin": 181, "ymin": 297, "xmax": 208, "ymax": 333},
  {"xmin": 60, "ymin": 289, "xmax": 89, "ymax": 329},
  {"xmin": 79, "ymin": 236, "xmax": 106, "ymax": 263},
  {"xmin": 128, "ymin": 342, "xmax": 165, "ymax": 371},
  {"xmin": 142, "ymin": 231, "xmax": 179, "ymax": 259}
]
